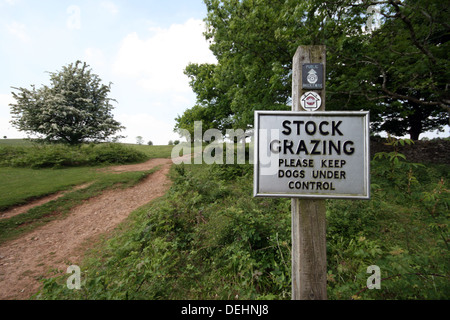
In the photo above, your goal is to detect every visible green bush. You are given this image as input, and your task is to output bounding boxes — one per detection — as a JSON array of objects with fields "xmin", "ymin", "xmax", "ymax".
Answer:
[
  {"xmin": 86, "ymin": 143, "xmax": 148, "ymax": 165},
  {"xmin": 0, "ymin": 143, "xmax": 148, "ymax": 168}
]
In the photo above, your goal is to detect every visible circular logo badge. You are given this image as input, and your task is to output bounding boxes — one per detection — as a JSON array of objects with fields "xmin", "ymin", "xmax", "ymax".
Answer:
[
  {"xmin": 307, "ymin": 69, "xmax": 318, "ymax": 84},
  {"xmin": 300, "ymin": 92, "xmax": 322, "ymax": 111}
]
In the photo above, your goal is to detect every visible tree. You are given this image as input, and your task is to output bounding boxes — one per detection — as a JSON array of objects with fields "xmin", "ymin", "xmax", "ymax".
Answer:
[
  {"xmin": 147, "ymin": 140, "xmax": 153, "ymax": 146},
  {"xmin": 177, "ymin": 0, "xmax": 293, "ymax": 133},
  {"xmin": 177, "ymin": 0, "xmax": 449, "ymax": 140},
  {"xmin": 136, "ymin": 136, "xmax": 144, "ymax": 145},
  {"xmin": 372, "ymin": 100, "xmax": 449, "ymax": 141},
  {"xmin": 10, "ymin": 61, "xmax": 124, "ymax": 145},
  {"xmin": 323, "ymin": 0, "xmax": 449, "ymax": 139}
]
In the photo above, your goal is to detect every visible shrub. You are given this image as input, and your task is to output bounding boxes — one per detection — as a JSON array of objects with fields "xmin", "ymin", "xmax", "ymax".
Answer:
[{"xmin": 0, "ymin": 143, "xmax": 148, "ymax": 168}]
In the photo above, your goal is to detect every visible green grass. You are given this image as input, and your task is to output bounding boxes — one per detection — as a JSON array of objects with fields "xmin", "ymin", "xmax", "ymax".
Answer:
[
  {"xmin": 0, "ymin": 139, "xmax": 34, "ymax": 146},
  {"xmin": 0, "ymin": 167, "xmax": 104, "ymax": 211},
  {"xmin": 2, "ymin": 140, "xmax": 446, "ymax": 300},
  {"xmin": 0, "ymin": 142, "xmax": 175, "ymax": 211},
  {"xmin": 0, "ymin": 167, "xmax": 160, "ymax": 245},
  {"xmin": 35, "ymin": 151, "xmax": 449, "ymax": 300},
  {"xmin": 0, "ymin": 141, "xmax": 175, "ymax": 244},
  {"xmin": 125, "ymin": 144, "xmax": 174, "ymax": 159}
]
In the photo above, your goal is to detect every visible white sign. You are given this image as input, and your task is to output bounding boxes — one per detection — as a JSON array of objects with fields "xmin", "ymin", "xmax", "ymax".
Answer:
[
  {"xmin": 300, "ymin": 92, "xmax": 322, "ymax": 111},
  {"xmin": 254, "ymin": 111, "xmax": 370, "ymax": 199}
]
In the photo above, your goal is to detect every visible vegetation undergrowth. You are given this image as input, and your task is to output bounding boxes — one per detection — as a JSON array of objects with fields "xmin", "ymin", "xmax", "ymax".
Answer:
[
  {"xmin": 36, "ymin": 143, "xmax": 449, "ymax": 300},
  {"xmin": 0, "ymin": 142, "xmax": 148, "ymax": 168}
]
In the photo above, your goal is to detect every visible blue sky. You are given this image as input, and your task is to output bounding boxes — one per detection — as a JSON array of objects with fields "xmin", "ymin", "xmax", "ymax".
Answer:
[
  {"xmin": 0, "ymin": 0, "xmax": 216, "ymax": 145},
  {"xmin": 1, "ymin": 0, "xmax": 447, "ymax": 144}
]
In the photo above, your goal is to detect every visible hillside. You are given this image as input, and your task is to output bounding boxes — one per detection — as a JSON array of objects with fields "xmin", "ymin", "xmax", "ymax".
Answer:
[{"xmin": 32, "ymin": 140, "xmax": 449, "ymax": 300}]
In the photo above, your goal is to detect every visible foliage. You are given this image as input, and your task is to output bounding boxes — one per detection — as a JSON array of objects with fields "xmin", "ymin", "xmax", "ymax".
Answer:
[
  {"xmin": 327, "ymin": 139, "xmax": 449, "ymax": 300},
  {"xmin": 372, "ymin": 101, "xmax": 448, "ymax": 141},
  {"xmin": 0, "ymin": 143, "xmax": 148, "ymax": 169},
  {"xmin": 10, "ymin": 61, "xmax": 124, "ymax": 145},
  {"xmin": 176, "ymin": 0, "xmax": 449, "ymax": 140},
  {"xmin": 37, "ymin": 155, "xmax": 292, "ymax": 300},
  {"xmin": 37, "ymin": 144, "xmax": 449, "ymax": 300},
  {"xmin": 136, "ymin": 136, "xmax": 144, "ymax": 145}
]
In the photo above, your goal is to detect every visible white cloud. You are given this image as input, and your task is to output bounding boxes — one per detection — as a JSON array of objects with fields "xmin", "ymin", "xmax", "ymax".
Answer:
[
  {"xmin": 100, "ymin": 1, "xmax": 119, "ymax": 16},
  {"xmin": 6, "ymin": 21, "xmax": 29, "ymax": 42},
  {"xmin": 112, "ymin": 18, "xmax": 216, "ymax": 95}
]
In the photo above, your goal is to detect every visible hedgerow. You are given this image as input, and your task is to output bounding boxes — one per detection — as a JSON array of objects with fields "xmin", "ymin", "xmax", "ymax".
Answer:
[{"xmin": 0, "ymin": 143, "xmax": 147, "ymax": 168}]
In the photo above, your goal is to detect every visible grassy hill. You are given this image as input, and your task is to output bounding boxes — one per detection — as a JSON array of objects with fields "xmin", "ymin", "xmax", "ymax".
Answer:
[
  {"xmin": 32, "ymin": 142, "xmax": 449, "ymax": 300},
  {"xmin": 0, "ymin": 141, "xmax": 173, "ymax": 244},
  {"xmin": 0, "ymin": 139, "xmax": 34, "ymax": 146}
]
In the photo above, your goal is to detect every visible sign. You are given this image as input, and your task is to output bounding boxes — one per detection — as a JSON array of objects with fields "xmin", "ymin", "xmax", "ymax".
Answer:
[
  {"xmin": 302, "ymin": 63, "xmax": 323, "ymax": 89},
  {"xmin": 254, "ymin": 111, "xmax": 370, "ymax": 199},
  {"xmin": 300, "ymin": 91, "xmax": 322, "ymax": 111}
]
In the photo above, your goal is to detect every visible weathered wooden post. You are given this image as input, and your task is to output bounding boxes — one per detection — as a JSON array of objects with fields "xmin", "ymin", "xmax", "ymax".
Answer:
[
  {"xmin": 253, "ymin": 45, "xmax": 370, "ymax": 302},
  {"xmin": 291, "ymin": 45, "xmax": 327, "ymax": 300}
]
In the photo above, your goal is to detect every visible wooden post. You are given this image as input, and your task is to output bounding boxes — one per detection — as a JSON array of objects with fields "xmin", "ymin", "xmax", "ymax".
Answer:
[{"xmin": 291, "ymin": 45, "xmax": 327, "ymax": 300}]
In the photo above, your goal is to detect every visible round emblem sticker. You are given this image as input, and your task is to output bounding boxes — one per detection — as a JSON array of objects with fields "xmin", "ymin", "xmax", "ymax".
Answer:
[
  {"xmin": 300, "ymin": 91, "xmax": 322, "ymax": 111},
  {"xmin": 307, "ymin": 69, "xmax": 318, "ymax": 84}
]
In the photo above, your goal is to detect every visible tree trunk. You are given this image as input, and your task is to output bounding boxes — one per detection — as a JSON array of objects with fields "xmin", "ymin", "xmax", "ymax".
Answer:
[{"xmin": 408, "ymin": 107, "xmax": 423, "ymax": 141}]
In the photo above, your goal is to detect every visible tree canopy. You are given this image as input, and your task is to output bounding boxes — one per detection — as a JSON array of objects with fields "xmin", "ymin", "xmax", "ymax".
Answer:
[
  {"xmin": 176, "ymin": 0, "xmax": 449, "ymax": 140},
  {"xmin": 10, "ymin": 61, "xmax": 124, "ymax": 145}
]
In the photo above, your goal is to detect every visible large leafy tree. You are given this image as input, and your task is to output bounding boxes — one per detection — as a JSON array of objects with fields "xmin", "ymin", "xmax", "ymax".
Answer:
[
  {"xmin": 10, "ymin": 61, "xmax": 124, "ymax": 145},
  {"xmin": 176, "ymin": 0, "xmax": 294, "ymax": 136},
  {"xmin": 177, "ymin": 0, "xmax": 449, "ymax": 140},
  {"xmin": 324, "ymin": 0, "xmax": 449, "ymax": 140},
  {"xmin": 175, "ymin": 63, "xmax": 233, "ymax": 138}
]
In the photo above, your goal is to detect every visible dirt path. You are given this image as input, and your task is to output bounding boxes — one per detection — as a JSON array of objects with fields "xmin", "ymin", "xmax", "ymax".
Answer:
[{"xmin": 0, "ymin": 157, "xmax": 178, "ymax": 300}]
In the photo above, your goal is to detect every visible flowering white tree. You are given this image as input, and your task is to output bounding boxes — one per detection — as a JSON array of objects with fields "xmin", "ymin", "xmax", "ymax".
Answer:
[{"xmin": 10, "ymin": 61, "xmax": 124, "ymax": 145}]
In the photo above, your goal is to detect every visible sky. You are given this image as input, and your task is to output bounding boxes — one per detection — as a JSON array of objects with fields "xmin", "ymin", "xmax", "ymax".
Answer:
[
  {"xmin": 0, "ymin": 0, "xmax": 216, "ymax": 145},
  {"xmin": 0, "ymin": 0, "xmax": 447, "ymax": 144}
]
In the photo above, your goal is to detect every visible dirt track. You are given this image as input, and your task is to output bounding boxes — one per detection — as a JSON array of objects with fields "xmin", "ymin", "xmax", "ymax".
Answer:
[{"xmin": 0, "ymin": 158, "xmax": 176, "ymax": 300}]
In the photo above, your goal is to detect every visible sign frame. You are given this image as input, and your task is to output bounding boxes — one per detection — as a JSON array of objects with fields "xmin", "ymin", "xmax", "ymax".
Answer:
[{"xmin": 254, "ymin": 110, "xmax": 370, "ymax": 200}]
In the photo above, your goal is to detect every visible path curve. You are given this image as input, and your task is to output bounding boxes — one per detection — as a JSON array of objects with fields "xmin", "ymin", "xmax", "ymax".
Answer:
[{"xmin": 0, "ymin": 157, "xmax": 177, "ymax": 300}]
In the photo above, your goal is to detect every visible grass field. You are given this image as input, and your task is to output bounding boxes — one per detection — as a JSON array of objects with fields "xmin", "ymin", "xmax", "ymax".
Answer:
[
  {"xmin": 0, "ymin": 139, "xmax": 34, "ymax": 146},
  {"xmin": 0, "ymin": 140, "xmax": 174, "ymax": 244},
  {"xmin": 124, "ymin": 144, "xmax": 174, "ymax": 159},
  {"xmin": 0, "ymin": 166, "xmax": 103, "ymax": 211},
  {"xmin": 0, "ymin": 140, "xmax": 174, "ymax": 210},
  {"xmin": 35, "ymin": 143, "xmax": 449, "ymax": 300},
  {"xmin": 2, "ymin": 139, "xmax": 448, "ymax": 300}
]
